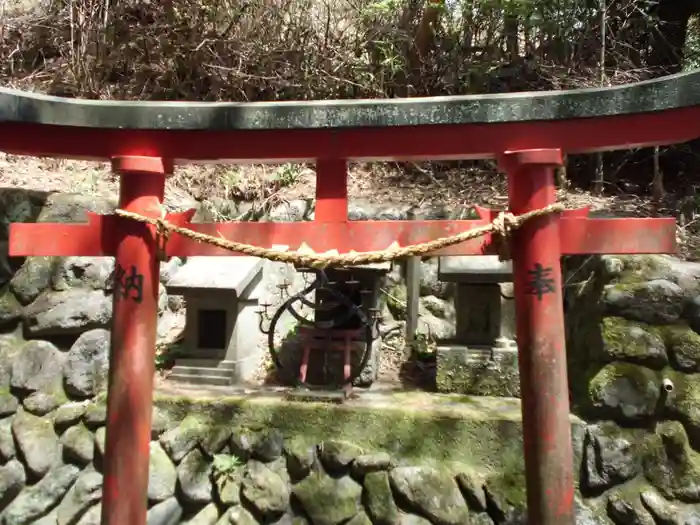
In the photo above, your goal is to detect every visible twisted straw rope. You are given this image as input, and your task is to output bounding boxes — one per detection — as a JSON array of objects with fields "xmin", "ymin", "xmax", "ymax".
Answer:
[{"xmin": 115, "ymin": 203, "xmax": 565, "ymax": 268}]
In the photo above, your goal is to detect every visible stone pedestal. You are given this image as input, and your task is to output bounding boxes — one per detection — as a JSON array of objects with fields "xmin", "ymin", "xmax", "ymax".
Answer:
[{"xmin": 435, "ymin": 256, "xmax": 520, "ymax": 397}]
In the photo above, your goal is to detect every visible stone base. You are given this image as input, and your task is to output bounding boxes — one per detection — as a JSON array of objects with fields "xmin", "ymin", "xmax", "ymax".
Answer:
[{"xmin": 436, "ymin": 343, "xmax": 521, "ymax": 397}]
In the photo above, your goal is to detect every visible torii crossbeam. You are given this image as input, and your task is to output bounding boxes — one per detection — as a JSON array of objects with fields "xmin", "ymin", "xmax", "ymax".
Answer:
[{"xmin": 3, "ymin": 70, "xmax": 699, "ymax": 525}]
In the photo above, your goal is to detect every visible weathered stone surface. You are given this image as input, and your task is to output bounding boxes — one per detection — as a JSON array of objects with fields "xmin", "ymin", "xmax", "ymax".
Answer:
[
  {"xmin": 293, "ymin": 472, "xmax": 363, "ymax": 525},
  {"xmin": 63, "ymin": 328, "xmax": 110, "ymax": 398},
  {"xmin": 0, "ymin": 292, "xmax": 22, "ymax": 330},
  {"xmin": 601, "ymin": 317, "xmax": 668, "ymax": 369},
  {"xmin": 23, "ymin": 289, "xmax": 112, "ymax": 337},
  {"xmin": 665, "ymin": 325, "xmax": 700, "ymax": 373},
  {"xmin": 346, "ymin": 512, "xmax": 372, "ymax": 525},
  {"xmin": 10, "ymin": 340, "xmax": 64, "ymax": 393},
  {"xmin": 241, "ymin": 460, "xmax": 289, "ymax": 518},
  {"xmin": 398, "ymin": 515, "xmax": 432, "ymax": 525},
  {"xmin": 83, "ymin": 404, "xmax": 106, "ymax": 428},
  {"xmin": 2, "ymin": 464, "xmax": 80, "ymax": 525},
  {"xmin": 283, "ymin": 438, "xmax": 316, "ymax": 481},
  {"xmin": 54, "ymin": 402, "xmax": 87, "ymax": 429},
  {"xmin": 588, "ymin": 363, "xmax": 661, "ymax": 421},
  {"xmin": 583, "ymin": 423, "xmax": 641, "ymax": 493},
  {"xmin": 93, "ymin": 428, "xmax": 106, "ymax": 461},
  {"xmin": 177, "ymin": 448, "xmax": 213, "ymax": 505},
  {"xmin": 642, "ymin": 421, "xmax": 700, "ymax": 502},
  {"xmin": 363, "ymin": 471, "xmax": 399, "ymax": 525},
  {"xmin": 24, "ymin": 391, "xmax": 64, "ymax": 416},
  {"xmin": 12, "ymin": 409, "xmax": 60, "ymax": 478},
  {"xmin": 9, "ymin": 257, "xmax": 55, "ymax": 306},
  {"xmin": 146, "ymin": 497, "xmax": 182, "ymax": 525},
  {"xmin": 318, "ymin": 440, "xmax": 364, "ymax": 474},
  {"xmin": 148, "ymin": 442, "xmax": 177, "ymax": 503},
  {"xmin": 186, "ymin": 502, "xmax": 219, "ymax": 525},
  {"xmin": 212, "ymin": 456, "xmax": 242, "ymax": 507},
  {"xmin": 252, "ymin": 428, "xmax": 284, "ymax": 463},
  {"xmin": 606, "ymin": 490, "xmax": 655, "ymax": 525},
  {"xmin": 201, "ymin": 427, "xmax": 231, "ymax": 457},
  {"xmin": 389, "ymin": 466, "xmax": 470, "ymax": 525},
  {"xmin": 51, "ymin": 257, "xmax": 114, "ymax": 292},
  {"xmin": 351, "ymin": 452, "xmax": 392, "ymax": 478},
  {"xmin": 225, "ymin": 506, "xmax": 257, "ymax": 525},
  {"xmin": 229, "ymin": 428, "xmax": 256, "ymax": 461},
  {"xmin": 603, "ymin": 279, "xmax": 684, "ymax": 325},
  {"xmin": 0, "ymin": 460, "xmax": 26, "ymax": 510},
  {"xmin": 159, "ymin": 416, "xmax": 205, "ymax": 463},
  {"xmin": 75, "ymin": 504, "xmax": 101, "ymax": 525},
  {"xmin": 60, "ymin": 423, "xmax": 94, "ymax": 465},
  {"xmin": 456, "ymin": 472, "xmax": 487, "ymax": 512},
  {"xmin": 56, "ymin": 470, "xmax": 102, "ymax": 525},
  {"xmin": 0, "ymin": 393, "xmax": 19, "ymax": 417},
  {"xmin": 150, "ymin": 408, "xmax": 171, "ymax": 439},
  {"xmin": 0, "ymin": 418, "xmax": 15, "ymax": 461}
]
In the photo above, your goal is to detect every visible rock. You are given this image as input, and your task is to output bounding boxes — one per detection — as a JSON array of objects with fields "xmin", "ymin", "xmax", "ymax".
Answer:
[
  {"xmin": 351, "ymin": 452, "xmax": 392, "ymax": 477},
  {"xmin": 201, "ymin": 426, "xmax": 231, "ymax": 457},
  {"xmin": 588, "ymin": 363, "xmax": 661, "ymax": 421},
  {"xmin": 292, "ymin": 472, "xmax": 363, "ymax": 525},
  {"xmin": 229, "ymin": 428, "xmax": 256, "ymax": 461},
  {"xmin": 83, "ymin": 404, "xmax": 106, "ymax": 428},
  {"xmin": 10, "ymin": 340, "xmax": 64, "ymax": 393},
  {"xmin": 0, "ymin": 460, "xmax": 26, "ymax": 510},
  {"xmin": 32, "ymin": 511, "xmax": 58, "ymax": 525},
  {"xmin": 0, "ymin": 418, "xmax": 15, "ymax": 461},
  {"xmin": 468, "ymin": 514, "xmax": 495, "ymax": 525},
  {"xmin": 60, "ymin": 424, "xmax": 94, "ymax": 465},
  {"xmin": 150, "ymin": 408, "xmax": 171, "ymax": 439},
  {"xmin": 399, "ymin": 515, "xmax": 432, "ymax": 525},
  {"xmin": 601, "ymin": 317, "xmax": 668, "ymax": 369},
  {"xmin": 148, "ymin": 442, "xmax": 177, "ymax": 503},
  {"xmin": 363, "ymin": 471, "xmax": 399, "ymax": 525},
  {"xmin": 24, "ymin": 391, "xmax": 64, "ymax": 416},
  {"xmin": 159, "ymin": 258, "xmax": 183, "ymax": 285},
  {"xmin": 583, "ymin": 423, "xmax": 640, "ymax": 493},
  {"xmin": 225, "ymin": 506, "xmax": 257, "ymax": 525},
  {"xmin": 186, "ymin": 502, "xmax": 219, "ymax": 525},
  {"xmin": 346, "ymin": 513, "xmax": 372, "ymax": 525},
  {"xmin": 9, "ymin": 257, "xmax": 55, "ymax": 305},
  {"xmin": 0, "ymin": 393, "xmax": 19, "ymax": 416},
  {"xmin": 416, "ymin": 313, "xmax": 455, "ymax": 341},
  {"xmin": 665, "ymin": 325, "xmax": 700, "ymax": 373},
  {"xmin": 283, "ymin": 438, "xmax": 316, "ymax": 480},
  {"xmin": 177, "ymin": 448, "xmax": 213, "ymax": 505},
  {"xmin": 241, "ymin": 460, "xmax": 289, "ymax": 518},
  {"xmin": 607, "ymin": 491, "xmax": 655, "ymax": 525},
  {"xmin": 146, "ymin": 497, "xmax": 182, "ymax": 525},
  {"xmin": 22, "ymin": 289, "xmax": 112, "ymax": 337},
  {"xmin": 75, "ymin": 505, "xmax": 101, "ymax": 525},
  {"xmin": 2, "ymin": 464, "xmax": 80, "ymax": 525},
  {"xmin": 603, "ymin": 280, "xmax": 684, "ymax": 325},
  {"xmin": 456, "ymin": 472, "xmax": 487, "ymax": 512},
  {"xmin": 642, "ymin": 421, "xmax": 700, "ymax": 502},
  {"xmin": 419, "ymin": 259, "xmax": 453, "ymax": 300},
  {"xmin": 389, "ymin": 466, "xmax": 470, "ymax": 525},
  {"xmin": 63, "ymin": 329, "xmax": 110, "ymax": 398},
  {"xmin": 52, "ymin": 257, "xmax": 114, "ymax": 292},
  {"xmin": 53, "ymin": 402, "xmax": 88, "ymax": 429},
  {"xmin": 0, "ymin": 292, "xmax": 22, "ymax": 330},
  {"xmin": 12, "ymin": 409, "xmax": 60, "ymax": 479},
  {"xmin": 420, "ymin": 295, "xmax": 455, "ymax": 320},
  {"xmin": 55, "ymin": 470, "xmax": 102, "ymax": 525},
  {"xmin": 251, "ymin": 428, "xmax": 284, "ymax": 462},
  {"xmin": 268, "ymin": 200, "xmax": 309, "ymax": 222},
  {"xmin": 639, "ymin": 489, "xmax": 677, "ymax": 524},
  {"xmin": 318, "ymin": 440, "xmax": 364, "ymax": 473},
  {"xmin": 93, "ymin": 428, "xmax": 106, "ymax": 461},
  {"xmin": 159, "ymin": 415, "xmax": 205, "ymax": 463}
]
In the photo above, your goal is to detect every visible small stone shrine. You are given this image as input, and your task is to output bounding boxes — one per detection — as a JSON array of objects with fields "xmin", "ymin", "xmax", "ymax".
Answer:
[
  {"xmin": 435, "ymin": 255, "xmax": 520, "ymax": 397},
  {"xmin": 165, "ymin": 256, "xmax": 265, "ymax": 386}
]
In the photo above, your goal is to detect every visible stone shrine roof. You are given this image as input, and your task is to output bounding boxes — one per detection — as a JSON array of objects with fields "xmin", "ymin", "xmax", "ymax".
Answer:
[{"xmin": 166, "ymin": 257, "xmax": 263, "ymax": 298}]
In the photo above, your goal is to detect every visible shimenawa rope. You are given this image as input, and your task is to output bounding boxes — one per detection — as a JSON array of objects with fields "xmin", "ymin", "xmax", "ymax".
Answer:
[{"xmin": 114, "ymin": 203, "xmax": 565, "ymax": 268}]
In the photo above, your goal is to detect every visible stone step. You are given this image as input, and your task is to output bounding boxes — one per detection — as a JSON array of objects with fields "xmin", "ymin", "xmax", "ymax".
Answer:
[
  {"xmin": 170, "ymin": 366, "xmax": 233, "ymax": 379},
  {"xmin": 167, "ymin": 373, "xmax": 232, "ymax": 387},
  {"xmin": 174, "ymin": 359, "xmax": 240, "ymax": 370},
  {"xmin": 177, "ymin": 350, "xmax": 226, "ymax": 361}
]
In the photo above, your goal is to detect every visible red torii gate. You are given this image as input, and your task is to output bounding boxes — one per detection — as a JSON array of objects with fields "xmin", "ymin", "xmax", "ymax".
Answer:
[{"xmin": 2, "ymin": 70, "xmax": 699, "ymax": 525}]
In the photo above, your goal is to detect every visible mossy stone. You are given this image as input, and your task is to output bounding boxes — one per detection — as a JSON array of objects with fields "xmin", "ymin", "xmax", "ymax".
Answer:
[
  {"xmin": 587, "ymin": 362, "xmax": 662, "ymax": 421},
  {"xmin": 662, "ymin": 325, "xmax": 700, "ymax": 372},
  {"xmin": 363, "ymin": 471, "xmax": 399, "ymax": 525},
  {"xmin": 600, "ymin": 317, "xmax": 667, "ymax": 369}
]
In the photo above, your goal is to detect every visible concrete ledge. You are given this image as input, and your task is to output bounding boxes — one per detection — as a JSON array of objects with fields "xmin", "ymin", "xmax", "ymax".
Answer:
[{"xmin": 1, "ymin": 70, "xmax": 699, "ymax": 130}]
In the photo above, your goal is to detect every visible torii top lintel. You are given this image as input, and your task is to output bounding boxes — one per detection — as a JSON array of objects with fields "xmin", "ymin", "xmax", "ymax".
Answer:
[{"xmin": 0, "ymin": 70, "xmax": 699, "ymax": 161}]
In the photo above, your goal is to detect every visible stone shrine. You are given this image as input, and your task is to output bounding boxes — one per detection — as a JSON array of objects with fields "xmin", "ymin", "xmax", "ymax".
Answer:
[
  {"xmin": 435, "ymin": 255, "xmax": 520, "ymax": 397},
  {"xmin": 165, "ymin": 256, "xmax": 265, "ymax": 386}
]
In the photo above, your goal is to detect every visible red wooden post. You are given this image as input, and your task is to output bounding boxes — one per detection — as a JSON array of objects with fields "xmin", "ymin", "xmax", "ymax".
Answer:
[
  {"xmin": 501, "ymin": 149, "xmax": 575, "ymax": 525},
  {"xmin": 101, "ymin": 156, "xmax": 171, "ymax": 525}
]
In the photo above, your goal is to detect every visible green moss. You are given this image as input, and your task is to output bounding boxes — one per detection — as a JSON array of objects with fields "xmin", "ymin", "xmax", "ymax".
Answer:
[
  {"xmin": 614, "ymin": 255, "xmax": 667, "ymax": 286},
  {"xmin": 660, "ymin": 324, "xmax": 700, "ymax": 372},
  {"xmin": 601, "ymin": 317, "xmax": 663, "ymax": 359},
  {"xmin": 436, "ymin": 350, "xmax": 520, "ymax": 397},
  {"xmin": 588, "ymin": 362, "xmax": 661, "ymax": 401},
  {"xmin": 384, "ymin": 283, "xmax": 407, "ymax": 320},
  {"xmin": 152, "ymin": 392, "xmax": 583, "ymax": 472}
]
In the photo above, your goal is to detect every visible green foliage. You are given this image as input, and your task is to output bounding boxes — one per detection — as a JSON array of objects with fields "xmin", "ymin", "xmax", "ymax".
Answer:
[{"xmin": 212, "ymin": 453, "xmax": 242, "ymax": 480}]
